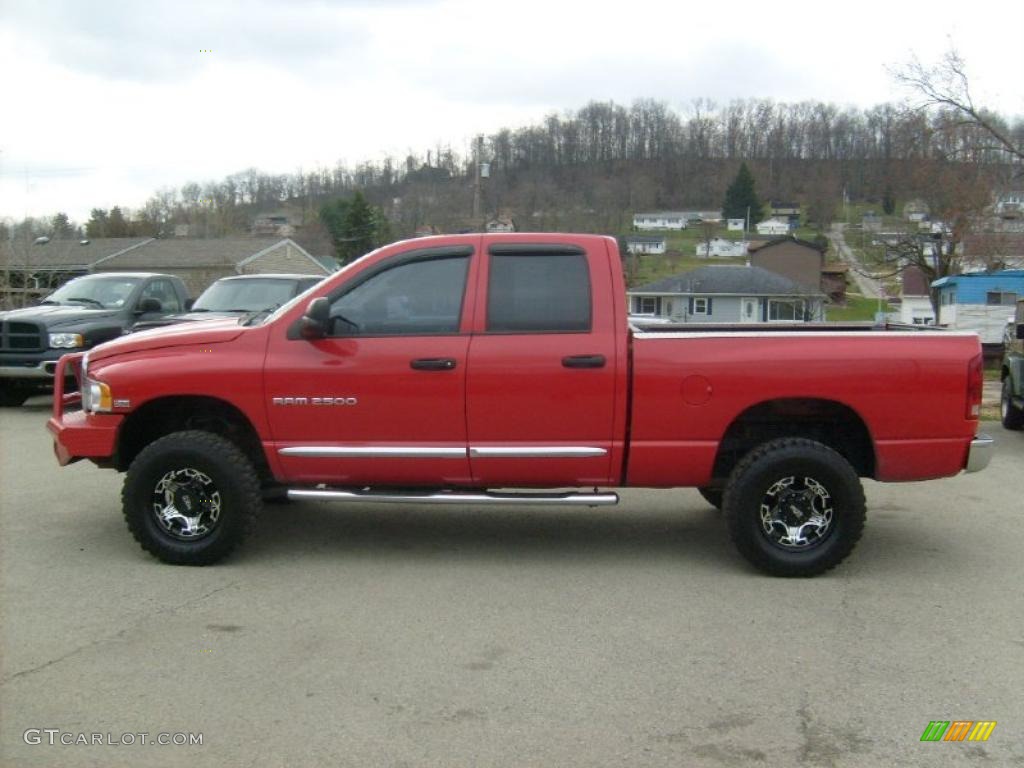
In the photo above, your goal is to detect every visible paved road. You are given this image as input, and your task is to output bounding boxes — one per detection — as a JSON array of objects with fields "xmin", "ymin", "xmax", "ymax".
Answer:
[
  {"xmin": 2, "ymin": 401, "xmax": 1022, "ymax": 767},
  {"xmin": 829, "ymin": 224, "xmax": 881, "ymax": 300}
]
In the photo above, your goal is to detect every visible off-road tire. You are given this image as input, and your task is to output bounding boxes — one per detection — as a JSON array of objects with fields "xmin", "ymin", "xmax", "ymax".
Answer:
[
  {"xmin": 122, "ymin": 430, "xmax": 261, "ymax": 565},
  {"xmin": 697, "ymin": 485, "xmax": 724, "ymax": 510},
  {"xmin": 1001, "ymin": 377, "xmax": 1024, "ymax": 430},
  {"xmin": 723, "ymin": 438, "xmax": 865, "ymax": 577}
]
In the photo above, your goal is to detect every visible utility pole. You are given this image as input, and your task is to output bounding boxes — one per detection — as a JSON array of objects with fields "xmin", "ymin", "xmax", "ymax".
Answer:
[{"xmin": 472, "ymin": 135, "xmax": 483, "ymax": 229}]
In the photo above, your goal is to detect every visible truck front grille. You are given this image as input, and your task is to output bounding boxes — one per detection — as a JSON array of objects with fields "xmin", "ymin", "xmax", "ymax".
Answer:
[{"xmin": 0, "ymin": 321, "xmax": 46, "ymax": 352}]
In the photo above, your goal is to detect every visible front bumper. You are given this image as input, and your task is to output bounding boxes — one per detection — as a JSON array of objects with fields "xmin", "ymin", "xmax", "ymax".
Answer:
[
  {"xmin": 46, "ymin": 353, "xmax": 122, "ymax": 466},
  {"xmin": 0, "ymin": 356, "xmax": 63, "ymax": 379},
  {"xmin": 964, "ymin": 434, "xmax": 995, "ymax": 473}
]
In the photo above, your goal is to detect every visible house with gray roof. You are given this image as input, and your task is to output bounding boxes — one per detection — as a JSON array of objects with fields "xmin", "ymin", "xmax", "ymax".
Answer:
[
  {"xmin": 628, "ymin": 265, "xmax": 825, "ymax": 323},
  {"xmin": 1, "ymin": 238, "xmax": 154, "ymax": 307},
  {"xmin": 1, "ymin": 236, "xmax": 333, "ymax": 306}
]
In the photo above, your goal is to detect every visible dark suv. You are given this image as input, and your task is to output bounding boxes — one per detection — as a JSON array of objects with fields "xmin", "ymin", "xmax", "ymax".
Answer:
[
  {"xmin": 0, "ymin": 272, "xmax": 190, "ymax": 406},
  {"xmin": 131, "ymin": 274, "xmax": 323, "ymax": 332}
]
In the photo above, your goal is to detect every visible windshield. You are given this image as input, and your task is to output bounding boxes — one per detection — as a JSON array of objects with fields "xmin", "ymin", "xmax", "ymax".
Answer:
[
  {"xmin": 193, "ymin": 278, "xmax": 306, "ymax": 313},
  {"xmin": 43, "ymin": 275, "xmax": 141, "ymax": 309}
]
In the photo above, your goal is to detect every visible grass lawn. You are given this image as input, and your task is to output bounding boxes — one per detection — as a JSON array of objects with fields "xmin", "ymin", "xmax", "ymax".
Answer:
[
  {"xmin": 826, "ymin": 295, "xmax": 884, "ymax": 321},
  {"xmin": 984, "ymin": 366, "xmax": 1003, "ymax": 381}
]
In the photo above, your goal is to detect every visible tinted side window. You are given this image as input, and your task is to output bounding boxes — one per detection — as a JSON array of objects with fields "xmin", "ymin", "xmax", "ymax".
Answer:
[
  {"xmin": 487, "ymin": 253, "xmax": 591, "ymax": 332},
  {"xmin": 328, "ymin": 255, "xmax": 468, "ymax": 336},
  {"xmin": 140, "ymin": 279, "xmax": 182, "ymax": 313}
]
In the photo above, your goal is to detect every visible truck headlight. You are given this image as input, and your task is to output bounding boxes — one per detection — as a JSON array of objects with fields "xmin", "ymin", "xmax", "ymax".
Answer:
[
  {"xmin": 49, "ymin": 333, "xmax": 84, "ymax": 349},
  {"xmin": 82, "ymin": 377, "xmax": 113, "ymax": 413}
]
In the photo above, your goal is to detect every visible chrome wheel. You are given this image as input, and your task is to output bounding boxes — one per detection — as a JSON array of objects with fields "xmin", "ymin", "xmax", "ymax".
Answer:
[
  {"xmin": 151, "ymin": 467, "xmax": 222, "ymax": 540},
  {"xmin": 759, "ymin": 475, "xmax": 834, "ymax": 549}
]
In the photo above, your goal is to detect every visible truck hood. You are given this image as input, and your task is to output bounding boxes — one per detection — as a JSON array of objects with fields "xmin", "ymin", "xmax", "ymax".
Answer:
[
  {"xmin": 0, "ymin": 304, "xmax": 120, "ymax": 329},
  {"xmin": 131, "ymin": 310, "xmax": 244, "ymax": 331},
  {"xmin": 88, "ymin": 318, "xmax": 247, "ymax": 362}
]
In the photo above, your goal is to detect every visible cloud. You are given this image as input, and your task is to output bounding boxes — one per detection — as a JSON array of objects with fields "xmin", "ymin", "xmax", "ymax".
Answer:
[{"xmin": 1, "ymin": 0, "xmax": 388, "ymax": 82}]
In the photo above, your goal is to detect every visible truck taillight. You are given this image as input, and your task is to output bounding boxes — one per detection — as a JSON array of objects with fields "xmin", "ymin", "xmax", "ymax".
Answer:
[{"xmin": 966, "ymin": 353, "xmax": 983, "ymax": 420}]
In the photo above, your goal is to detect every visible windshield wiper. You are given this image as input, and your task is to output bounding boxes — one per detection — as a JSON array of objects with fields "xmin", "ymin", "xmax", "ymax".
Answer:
[
  {"xmin": 39, "ymin": 299, "xmax": 60, "ymax": 305},
  {"xmin": 241, "ymin": 304, "xmax": 283, "ymax": 326},
  {"xmin": 65, "ymin": 297, "xmax": 105, "ymax": 308}
]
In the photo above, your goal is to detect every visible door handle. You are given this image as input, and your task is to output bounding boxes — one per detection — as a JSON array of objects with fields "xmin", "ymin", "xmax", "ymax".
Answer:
[
  {"xmin": 562, "ymin": 354, "xmax": 606, "ymax": 369},
  {"xmin": 410, "ymin": 358, "xmax": 457, "ymax": 371}
]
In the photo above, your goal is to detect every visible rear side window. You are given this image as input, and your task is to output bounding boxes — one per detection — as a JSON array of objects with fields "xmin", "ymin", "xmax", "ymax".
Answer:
[{"xmin": 487, "ymin": 253, "xmax": 591, "ymax": 332}]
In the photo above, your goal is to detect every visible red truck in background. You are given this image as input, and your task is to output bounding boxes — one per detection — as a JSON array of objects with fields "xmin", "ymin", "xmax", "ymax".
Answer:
[{"xmin": 47, "ymin": 234, "xmax": 993, "ymax": 576}]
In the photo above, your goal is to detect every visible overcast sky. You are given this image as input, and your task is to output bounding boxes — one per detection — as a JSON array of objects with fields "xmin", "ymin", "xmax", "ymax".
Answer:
[{"xmin": 1, "ymin": 0, "xmax": 1022, "ymax": 223}]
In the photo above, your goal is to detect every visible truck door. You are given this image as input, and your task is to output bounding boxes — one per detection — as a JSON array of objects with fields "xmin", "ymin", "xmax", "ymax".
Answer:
[
  {"xmin": 465, "ymin": 243, "xmax": 619, "ymax": 487},
  {"xmin": 264, "ymin": 245, "xmax": 476, "ymax": 487}
]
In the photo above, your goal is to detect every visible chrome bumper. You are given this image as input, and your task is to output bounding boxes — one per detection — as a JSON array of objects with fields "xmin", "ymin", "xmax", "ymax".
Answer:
[
  {"xmin": 0, "ymin": 361, "xmax": 58, "ymax": 379},
  {"xmin": 965, "ymin": 434, "xmax": 994, "ymax": 473}
]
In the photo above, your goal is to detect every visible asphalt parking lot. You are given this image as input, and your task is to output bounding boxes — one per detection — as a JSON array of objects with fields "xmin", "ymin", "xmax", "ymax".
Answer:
[{"xmin": 2, "ymin": 398, "xmax": 1022, "ymax": 767}]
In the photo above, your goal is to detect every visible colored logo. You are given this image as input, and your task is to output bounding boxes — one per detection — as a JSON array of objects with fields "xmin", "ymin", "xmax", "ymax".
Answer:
[{"xmin": 920, "ymin": 721, "xmax": 996, "ymax": 742}]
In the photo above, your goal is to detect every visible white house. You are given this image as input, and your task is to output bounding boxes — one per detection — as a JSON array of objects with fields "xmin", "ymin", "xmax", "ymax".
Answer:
[
  {"xmin": 695, "ymin": 237, "xmax": 749, "ymax": 258},
  {"xmin": 486, "ymin": 216, "xmax": 516, "ymax": 233},
  {"xmin": 756, "ymin": 218, "xmax": 790, "ymax": 236},
  {"xmin": 727, "ymin": 218, "xmax": 745, "ymax": 231},
  {"xmin": 898, "ymin": 267, "xmax": 935, "ymax": 325},
  {"xmin": 628, "ymin": 265, "xmax": 825, "ymax": 323},
  {"xmin": 625, "ymin": 235, "xmax": 667, "ymax": 255},
  {"xmin": 995, "ymin": 191, "xmax": 1024, "ymax": 218},
  {"xmin": 633, "ymin": 212, "xmax": 688, "ymax": 230}
]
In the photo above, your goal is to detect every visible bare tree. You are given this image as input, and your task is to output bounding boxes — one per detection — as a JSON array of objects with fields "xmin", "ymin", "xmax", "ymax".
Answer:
[
  {"xmin": 892, "ymin": 48, "xmax": 1024, "ymax": 167},
  {"xmin": 868, "ymin": 160, "xmax": 994, "ymax": 317}
]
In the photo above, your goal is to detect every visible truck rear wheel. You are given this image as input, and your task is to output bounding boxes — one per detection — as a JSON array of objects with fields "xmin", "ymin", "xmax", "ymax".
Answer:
[
  {"xmin": 1001, "ymin": 377, "xmax": 1024, "ymax": 430},
  {"xmin": 122, "ymin": 430, "xmax": 261, "ymax": 565},
  {"xmin": 722, "ymin": 438, "xmax": 865, "ymax": 577}
]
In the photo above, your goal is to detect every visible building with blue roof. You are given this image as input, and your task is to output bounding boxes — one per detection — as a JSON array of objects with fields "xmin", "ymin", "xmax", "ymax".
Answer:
[{"xmin": 932, "ymin": 270, "xmax": 1024, "ymax": 344}]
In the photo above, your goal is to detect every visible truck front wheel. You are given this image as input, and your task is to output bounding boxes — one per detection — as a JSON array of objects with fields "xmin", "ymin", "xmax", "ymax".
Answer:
[
  {"xmin": 122, "ymin": 430, "xmax": 262, "ymax": 565},
  {"xmin": 722, "ymin": 438, "xmax": 865, "ymax": 577},
  {"xmin": 0, "ymin": 382, "xmax": 31, "ymax": 407},
  {"xmin": 1001, "ymin": 377, "xmax": 1024, "ymax": 430}
]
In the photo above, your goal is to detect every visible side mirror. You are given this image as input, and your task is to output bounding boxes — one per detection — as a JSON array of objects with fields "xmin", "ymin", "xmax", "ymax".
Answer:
[
  {"xmin": 1016, "ymin": 324, "xmax": 1024, "ymax": 340},
  {"xmin": 184, "ymin": 297, "xmax": 195, "ymax": 310},
  {"xmin": 136, "ymin": 297, "xmax": 161, "ymax": 314},
  {"xmin": 300, "ymin": 297, "xmax": 329, "ymax": 340}
]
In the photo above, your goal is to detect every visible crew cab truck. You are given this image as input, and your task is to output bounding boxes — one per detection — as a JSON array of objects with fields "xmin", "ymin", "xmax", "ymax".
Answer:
[
  {"xmin": 0, "ymin": 272, "xmax": 190, "ymax": 406},
  {"xmin": 47, "ymin": 234, "xmax": 993, "ymax": 576},
  {"xmin": 1001, "ymin": 297, "xmax": 1024, "ymax": 430}
]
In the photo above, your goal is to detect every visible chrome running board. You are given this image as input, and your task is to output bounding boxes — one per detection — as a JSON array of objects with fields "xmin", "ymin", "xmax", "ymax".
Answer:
[{"xmin": 287, "ymin": 488, "xmax": 619, "ymax": 507}]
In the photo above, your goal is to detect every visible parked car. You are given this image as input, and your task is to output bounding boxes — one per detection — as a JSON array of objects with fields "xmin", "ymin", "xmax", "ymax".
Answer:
[
  {"xmin": 48, "ymin": 234, "xmax": 991, "ymax": 576},
  {"xmin": 1001, "ymin": 298, "xmax": 1024, "ymax": 430},
  {"xmin": 132, "ymin": 274, "xmax": 324, "ymax": 332},
  {"xmin": 0, "ymin": 272, "xmax": 190, "ymax": 406}
]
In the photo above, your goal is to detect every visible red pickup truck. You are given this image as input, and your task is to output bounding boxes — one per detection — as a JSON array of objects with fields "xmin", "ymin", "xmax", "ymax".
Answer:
[{"xmin": 47, "ymin": 234, "xmax": 993, "ymax": 576}]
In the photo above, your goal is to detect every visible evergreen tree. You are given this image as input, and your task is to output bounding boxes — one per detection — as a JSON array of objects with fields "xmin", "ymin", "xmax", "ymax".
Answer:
[
  {"xmin": 721, "ymin": 162, "xmax": 763, "ymax": 225},
  {"xmin": 341, "ymin": 191, "xmax": 376, "ymax": 262},
  {"xmin": 85, "ymin": 208, "xmax": 108, "ymax": 238},
  {"xmin": 319, "ymin": 198, "xmax": 351, "ymax": 260},
  {"xmin": 319, "ymin": 192, "xmax": 391, "ymax": 263},
  {"xmin": 882, "ymin": 187, "xmax": 896, "ymax": 216},
  {"xmin": 107, "ymin": 207, "xmax": 128, "ymax": 237},
  {"xmin": 51, "ymin": 212, "xmax": 73, "ymax": 239}
]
